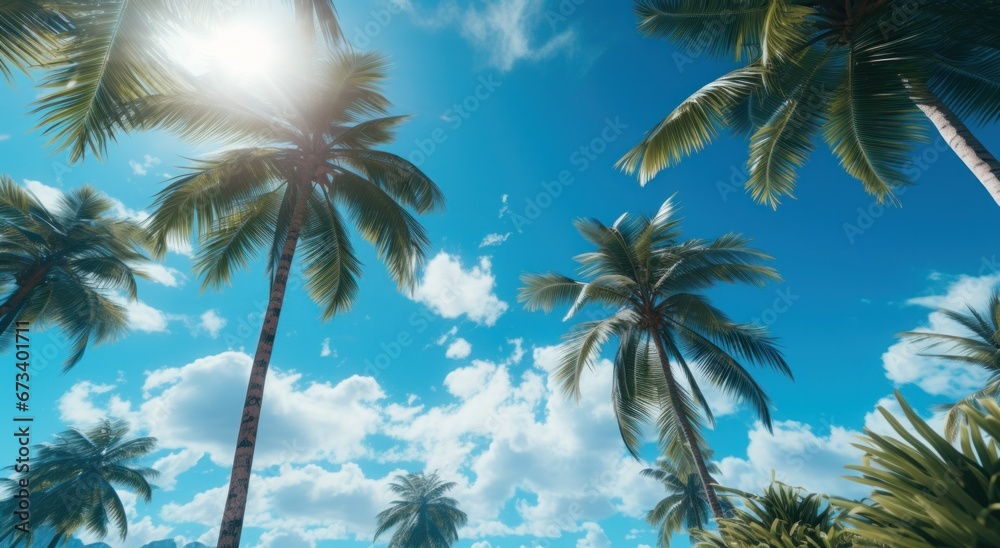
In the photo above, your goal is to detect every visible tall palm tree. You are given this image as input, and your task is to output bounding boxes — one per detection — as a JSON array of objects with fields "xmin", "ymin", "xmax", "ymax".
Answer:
[
  {"xmin": 619, "ymin": 0, "xmax": 1000, "ymax": 207},
  {"xmin": 374, "ymin": 472, "xmax": 468, "ymax": 548},
  {"xmin": 143, "ymin": 49, "xmax": 444, "ymax": 547},
  {"xmin": 642, "ymin": 450, "xmax": 734, "ymax": 547},
  {"xmin": 2, "ymin": 0, "xmax": 342, "ymax": 162},
  {"xmin": 0, "ymin": 418, "xmax": 159, "ymax": 547},
  {"xmin": 898, "ymin": 290, "xmax": 1000, "ymax": 440},
  {"xmin": 0, "ymin": 176, "xmax": 150, "ymax": 369},
  {"xmin": 519, "ymin": 197, "xmax": 791, "ymax": 519}
]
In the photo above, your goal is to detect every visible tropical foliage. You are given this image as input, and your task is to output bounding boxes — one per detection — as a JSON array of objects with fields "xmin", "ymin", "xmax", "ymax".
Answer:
[
  {"xmin": 835, "ymin": 393, "xmax": 1000, "ymax": 547},
  {"xmin": 0, "ymin": 419, "xmax": 158, "ymax": 547},
  {"xmin": 692, "ymin": 482, "xmax": 863, "ymax": 548},
  {"xmin": 0, "ymin": 176, "xmax": 150, "ymax": 369},
  {"xmin": 519, "ymin": 196, "xmax": 791, "ymax": 517},
  {"xmin": 643, "ymin": 450, "xmax": 734, "ymax": 547},
  {"xmin": 620, "ymin": 0, "xmax": 1000, "ymax": 207},
  {"xmin": 899, "ymin": 290, "xmax": 1000, "ymax": 440},
  {"xmin": 142, "ymin": 46, "xmax": 443, "ymax": 546},
  {"xmin": 374, "ymin": 472, "xmax": 468, "ymax": 548}
]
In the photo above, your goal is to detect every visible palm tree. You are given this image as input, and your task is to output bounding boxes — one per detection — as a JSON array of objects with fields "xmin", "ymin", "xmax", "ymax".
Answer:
[
  {"xmin": 642, "ymin": 450, "xmax": 734, "ymax": 547},
  {"xmin": 693, "ymin": 482, "xmax": 861, "ymax": 547},
  {"xmin": 0, "ymin": 176, "xmax": 150, "ymax": 369},
  {"xmin": 898, "ymin": 290, "xmax": 1000, "ymax": 440},
  {"xmin": 142, "ymin": 49, "xmax": 444, "ymax": 547},
  {"xmin": 0, "ymin": 418, "xmax": 159, "ymax": 547},
  {"xmin": 519, "ymin": 197, "xmax": 791, "ymax": 519},
  {"xmin": 4, "ymin": 0, "xmax": 342, "ymax": 162},
  {"xmin": 374, "ymin": 472, "xmax": 468, "ymax": 548},
  {"xmin": 619, "ymin": 1, "xmax": 1000, "ymax": 207}
]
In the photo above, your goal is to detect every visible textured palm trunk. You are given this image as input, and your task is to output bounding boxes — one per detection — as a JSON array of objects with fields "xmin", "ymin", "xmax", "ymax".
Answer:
[
  {"xmin": 913, "ymin": 90, "xmax": 1000, "ymax": 206},
  {"xmin": 0, "ymin": 265, "xmax": 50, "ymax": 336},
  {"xmin": 217, "ymin": 184, "xmax": 311, "ymax": 548},
  {"xmin": 649, "ymin": 330, "xmax": 725, "ymax": 520}
]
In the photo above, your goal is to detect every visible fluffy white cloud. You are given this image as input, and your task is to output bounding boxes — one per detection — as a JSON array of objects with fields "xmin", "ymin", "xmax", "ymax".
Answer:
[
  {"xmin": 480, "ymin": 232, "xmax": 512, "ymax": 247},
  {"xmin": 162, "ymin": 462, "xmax": 399, "ymax": 543},
  {"xmin": 398, "ymin": 0, "xmax": 577, "ymax": 71},
  {"xmin": 137, "ymin": 263, "xmax": 187, "ymax": 287},
  {"xmin": 446, "ymin": 337, "xmax": 473, "ymax": 359},
  {"xmin": 70, "ymin": 352, "xmax": 385, "ymax": 468},
  {"xmin": 24, "ymin": 179, "xmax": 63, "ymax": 209},
  {"xmin": 320, "ymin": 337, "xmax": 334, "ymax": 357},
  {"xmin": 113, "ymin": 296, "xmax": 174, "ymax": 333},
  {"xmin": 411, "ymin": 252, "xmax": 509, "ymax": 326},
  {"xmin": 576, "ymin": 522, "xmax": 612, "ymax": 548},
  {"xmin": 883, "ymin": 272, "xmax": 1000, "ymax": 397},
  {"xmin": 151, "ymin": 449, "xmax": 204, "ymax": 491},
  {"xmin": 195, "ymin": 309, "xmax": 227, "ymax": 338}
]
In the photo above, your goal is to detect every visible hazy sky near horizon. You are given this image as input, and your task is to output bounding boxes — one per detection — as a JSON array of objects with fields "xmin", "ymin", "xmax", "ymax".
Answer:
[{"xmin": 2, "ymin": 1, "xmax": 1000, "ymax": 547}]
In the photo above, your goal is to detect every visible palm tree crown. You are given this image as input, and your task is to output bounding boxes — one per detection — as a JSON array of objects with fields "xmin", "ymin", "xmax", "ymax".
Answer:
[
  {"xmin": 374, "ymin": 472, "xmax": 468, "ymax": 548},
  {"xmin": 0, "ymin": 177, "xmax": 150, "ymax": 369},
  {"xmin": 898, "ymin": 290, "xmax": 1000, "ymax": 440},
  {"xmin": 142, "ymin": 45, "xmax": 444, "ymax": 547},
  {"xmin": 642, "ymin": 451, "xmax": 734, "ymax": 547},
  {"xmin": 519, "ymin": 197, "xmax": 791, "ymax": 518},
  {"xmin": 1, "ymin": 418, "xmax": 159, "ymax": 547},
  {"xmin": 620, "ymin": 0, "xmax": 1000, "ymax": 207}
]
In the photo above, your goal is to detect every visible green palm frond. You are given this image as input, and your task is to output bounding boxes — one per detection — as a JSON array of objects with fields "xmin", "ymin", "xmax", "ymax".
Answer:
[
  {"xmin": 634, "ymin": 0, "xmax": 770, "ymax": 61},
  {"xmin": 0, "ymin": 0, "xmax": 70, "ymax": 81}
]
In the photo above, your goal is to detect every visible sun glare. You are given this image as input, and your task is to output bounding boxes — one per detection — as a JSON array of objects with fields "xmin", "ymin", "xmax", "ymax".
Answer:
[{"xmin": 171, "ymin": 19, "xmax": 286, "ymax": 84}]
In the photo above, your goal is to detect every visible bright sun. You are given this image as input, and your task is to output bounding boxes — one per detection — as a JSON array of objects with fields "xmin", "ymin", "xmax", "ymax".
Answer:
[{"xmin": 171, "ymin": 20, "xmax": 285, "ymax": 83}]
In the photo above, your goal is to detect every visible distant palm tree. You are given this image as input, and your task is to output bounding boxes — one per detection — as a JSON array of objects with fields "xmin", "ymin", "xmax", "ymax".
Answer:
[
  {"xmin": 374, "ymin": 472, "xmax": 468, "ymax": 548},
  {"xmin": 642, "ymin": 451, "xmax": 733, "ymax": 547},
  {"xmin": 898, "ymin": 290, "xmax": 1000, "ymax": 440},
  {"xmin": 620, "ymin": 0, "xmax": 1000, "ymax": 207},
  {"xmin": 519, "ymin": 197, "xmax": 791, "ymax": 519},
  {"xmin": 143, "ymin": 49, "xmax": 444, "ymax": 547},
  {"xmin": 0, "ymin": 418, "xmax": 159, "ymax": 547},
  {"xmin": 9, "ymin": 0, "xmax": 342, "ymax": 161},
  {"xmin": 0, "ymin": 177, "xmax": 150, "ymax": 369}
]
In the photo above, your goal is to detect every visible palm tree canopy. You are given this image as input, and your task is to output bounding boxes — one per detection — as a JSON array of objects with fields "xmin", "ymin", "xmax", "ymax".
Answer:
[
  {"xmin": 642, "ymin": 451, "xmax": 734, "ymax": 547},
  {"xmin": 519, "ymin": 196, "xmax": 791, "ymax": 459},
  {"xmin": 898, "ymin": 290, "xmax": 1000, "ymax": 440},
  {"xmin": 620, "ymin": 0, "xmax": 1000, "ymax": 206},
  {"xmin": 143, "ymin": 48, "xmax": 444, "ymax": 319},
  {"xmin": 0, "ymin": 176, "xmax": 151, "ymax": 369},
  {"xmin": 22, "ymin": 0, "xmax": 343, "ymax": 162},
  {"xmin": 0, "ymin": 418, "xmax": 159, "ymax": 545},
  {"xmin": 374, "ymin": 472, "xmax": 468, "ymax": 548}
]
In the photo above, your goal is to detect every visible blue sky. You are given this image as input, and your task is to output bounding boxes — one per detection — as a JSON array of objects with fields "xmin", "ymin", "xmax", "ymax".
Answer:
[{"xmin": 2, "ymin": 1, "xmax": 1000, "ymax": 546}]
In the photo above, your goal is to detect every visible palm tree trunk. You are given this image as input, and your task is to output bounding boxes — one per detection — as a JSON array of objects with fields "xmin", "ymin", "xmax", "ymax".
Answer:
[
  {"xmin": 912, "ymin": 90, "xmax": 1000, "ymax": 206},
  {"xmin": 649, "ymin": 329, "xmax": 725, "ymax": 520},
  {"xmin": 0, "ymin": 265, "xmax": 50, "ymax": 337},
  {"xmin": 217, "ymin": 184, "xmax": 311, "ymax": 548}
]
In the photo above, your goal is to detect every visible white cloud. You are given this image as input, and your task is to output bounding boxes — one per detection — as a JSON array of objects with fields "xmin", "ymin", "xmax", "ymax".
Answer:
[
  {"xmin": 151, "ymin": 449, "xmax": 204, "ymax": 491},
  {"xmin": 196, "ymin": 310, "xmax": 227, "ymax": 338},
  {"xmin": 24, "ymin": 179, "xmax": 63, "ymax": 210},
  {"xmin": 446, "ymin": 338, "xmax": 473, "ymax": 359},
  {"xmin": 576, "ymin": 522, "xmax": 612, "ymax": 548},
  {"xmin": 85, "ymin": 352, "xmax": 385, "ymax": 468},
  {"xmin": 480, "ymin": 232, "xmax": 512, "ymax": 247},
  {"xmin": 130, "ymin": 154, "xmax": 161, "ymax": 176},
  {"xmin": 321, "ymin": 337, "xmax": 335, "ymax": 358},
  {"xmin": 399, "ymin": 0, "xmax": 577, "ymax": 71},
  {"xmin": 112, "ymin": 296, "xmax": 174, "ymax": 333},
  {"xmin": 883, "ymin": 272, "xmax": 1000, "ymax": 397},
  {"xmin": 137, "ymin": 263, "xmax": 186, "ymax": 288},
  {"xmin": 0, "ymin": 134, "xmax": 10, "ymax": 142},
  {"xmin": 411, "ymin": 252, "xmax": 509, "ymax": 326}
]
